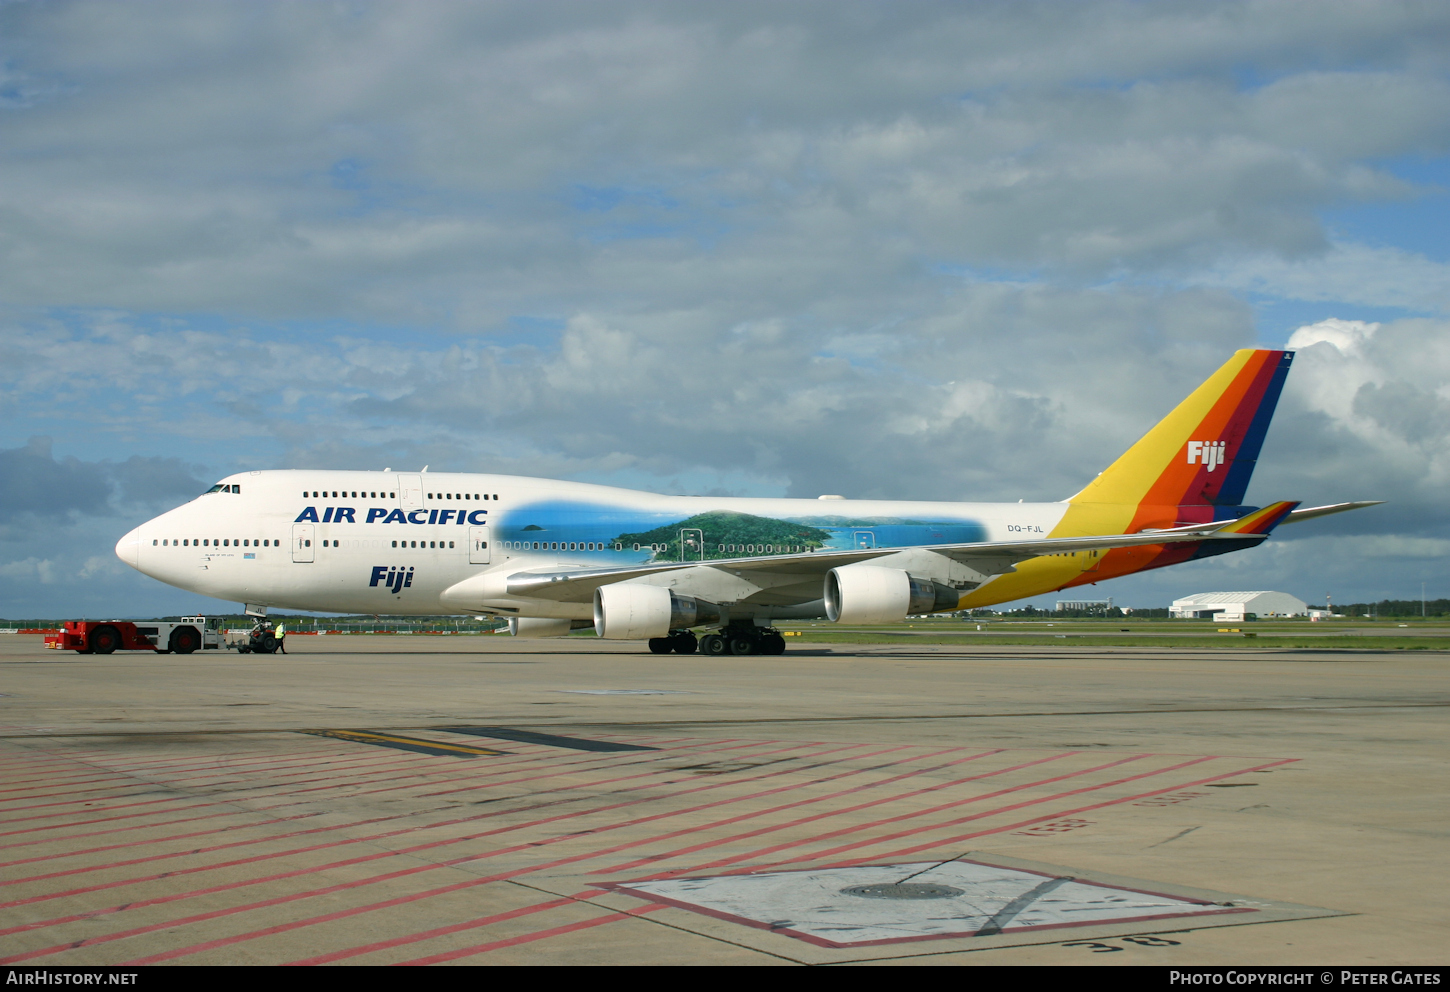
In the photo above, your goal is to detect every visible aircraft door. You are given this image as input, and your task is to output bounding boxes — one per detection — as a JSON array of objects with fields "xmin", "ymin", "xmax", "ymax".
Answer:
[
  {"xmin": 853, "ymin": 531, "xmax": 876, "ymax": 549},
  {"xmin": 469, "ymin": 526, "xmax": 491, "ymax": 565},
  {"xmin": 399, "ymin": 475, "xmax": 424, "ymax": 511},
  {"xmin": 292, "ymin": 523, "xmax": 315, "ymax": 563},
  {"xmin": 679, "ymin": 528, "xmax": 704, "ymax": 562}
]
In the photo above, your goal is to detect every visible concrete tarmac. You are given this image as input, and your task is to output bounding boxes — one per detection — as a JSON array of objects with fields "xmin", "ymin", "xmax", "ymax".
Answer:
[{"xmin": 0, "ymin": 634, "xmax": 1445, "ymax": 966}]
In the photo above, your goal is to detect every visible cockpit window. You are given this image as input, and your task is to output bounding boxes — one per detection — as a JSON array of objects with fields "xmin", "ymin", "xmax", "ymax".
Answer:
[{"xmin": 204, "ymin": 484, "xmax": 226, "ymax": 494}]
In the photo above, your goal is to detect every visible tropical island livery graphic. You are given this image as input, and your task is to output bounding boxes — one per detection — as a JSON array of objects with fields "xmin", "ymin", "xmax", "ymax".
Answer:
[
  {"xmin": 494, "ymin": 503, "xmax": 988, "ymax": 563},
  {"xmin": 614, "ymin": 512, "xmax": 832, "ymax": 561}
]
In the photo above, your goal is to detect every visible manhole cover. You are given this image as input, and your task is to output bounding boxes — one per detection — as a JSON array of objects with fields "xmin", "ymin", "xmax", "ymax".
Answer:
[{"xmin": 842, "ymin": 882, "xmax": 963, "ymax": 900}]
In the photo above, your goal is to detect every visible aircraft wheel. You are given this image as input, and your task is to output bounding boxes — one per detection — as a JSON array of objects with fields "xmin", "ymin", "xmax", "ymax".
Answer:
[
  {"xmin": 170, "ymin": 627, "xmax": 201, "ymax": 655},
  {"xmin": 729, "ymin": 635, "xmax": 758, "ymax": 656},
  {"xmin": 760, "ymin": 633, "xmax": 786, "ymax": 655},
  {"xmin": 647, "ymin": 637, "xmax": 673, "ymax": 654},
  {"xmin": 90, "ymin": 626, "xmax": 121, "ymax": 655},
  {"xmin": 699, "ymin": 634, "xmax": 728, "ymax": 656},
  {"xmin": 672, "ymin": 632, "xmax": 698, "ymax": 654}
]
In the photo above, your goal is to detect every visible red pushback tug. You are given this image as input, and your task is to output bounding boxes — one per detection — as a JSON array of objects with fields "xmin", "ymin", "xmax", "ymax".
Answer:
[{"xmin": 45, "ymin": 617, "xmax": 225, "ymax": 655}]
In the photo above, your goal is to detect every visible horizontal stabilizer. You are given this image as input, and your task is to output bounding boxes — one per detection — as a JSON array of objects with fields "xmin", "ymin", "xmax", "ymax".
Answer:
[
  {"xmin": 1281, "ymin": 501, "xmax": 1385, "ymax": 525},
  {"xmin": 1214, "ymin": 500, "xmax": 1299, "ymax": 535}
]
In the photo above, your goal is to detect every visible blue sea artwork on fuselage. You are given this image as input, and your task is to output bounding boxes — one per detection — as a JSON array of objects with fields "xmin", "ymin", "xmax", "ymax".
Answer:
[
  {"xmin": 807, "ymin": 520, "xmax": 989, "ymax": 550},
  {"xmin": 495, "ymin": 500, "xmax": 678, "ymax": 562},
  {"xmin": 494, "ymin": 501, "xmax": 990, "ymax": 563}
]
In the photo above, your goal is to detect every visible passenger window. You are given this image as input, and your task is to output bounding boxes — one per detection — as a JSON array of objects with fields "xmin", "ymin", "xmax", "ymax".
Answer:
[
  {"xmin": 448, "ymin": 541, "xmax": 454, "ymax": 548},
  {"xmin": 391, "ymin": 541, "xmax": 397, "ymax": 548}
]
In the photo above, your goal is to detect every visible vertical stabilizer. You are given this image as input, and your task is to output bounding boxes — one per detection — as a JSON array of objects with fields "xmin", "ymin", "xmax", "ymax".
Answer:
[{"xmin": 1072, "ymin": 349, "xmax": 1292, "ymax": 510}]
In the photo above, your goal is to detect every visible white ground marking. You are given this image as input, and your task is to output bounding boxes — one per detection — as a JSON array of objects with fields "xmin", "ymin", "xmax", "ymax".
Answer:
[{"xmin": 615, "ymin": 860, "xmax": 1241, "ymax": 947}]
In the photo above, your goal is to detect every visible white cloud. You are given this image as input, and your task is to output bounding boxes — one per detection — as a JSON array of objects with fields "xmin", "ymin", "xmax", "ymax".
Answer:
[
  {"xmin": 0, "ymin": 557, "xmax": 58, "ymax": 585},
  {"xmin": 1286, "ymin": 317, "xmax": 1380, "ymax": 355},
  {"xmin": 1202, "ymin": 243, "xmax": 1450, "ymax": 312}
]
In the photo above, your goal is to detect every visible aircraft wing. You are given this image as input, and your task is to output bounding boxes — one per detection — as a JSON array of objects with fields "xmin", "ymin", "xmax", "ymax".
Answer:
[{"xmin": 488, "ymin": 514, "xmax": 1279, "ymax": 604}]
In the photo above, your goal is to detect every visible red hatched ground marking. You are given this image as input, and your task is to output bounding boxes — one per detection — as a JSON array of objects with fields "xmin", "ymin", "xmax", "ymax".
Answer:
[
  {"xmin": 0, "ymin": 735, "xmax": 1295, "ymax": 966},
  {"xmin": 625, "ymin": 752, "xmax": 1190, "ymax": 880},
  {"xmin": 0, "ymin": 739, "xmax": 898, "ymax": 957},
  {"xmin": 0, "ymin": 736, "xmax": 832, "ymax": 882}
]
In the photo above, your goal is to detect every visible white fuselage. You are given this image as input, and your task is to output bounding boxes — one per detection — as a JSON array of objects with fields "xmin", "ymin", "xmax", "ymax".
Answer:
[{"xmin": 116, "ymin": 470, "xmax": 1070, "ymax": 618}]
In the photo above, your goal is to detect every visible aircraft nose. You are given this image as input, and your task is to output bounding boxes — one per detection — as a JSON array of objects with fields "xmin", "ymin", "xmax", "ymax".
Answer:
[{"xmin": 115, "ymin": 526, "xmax": 143, "ymax": 571}]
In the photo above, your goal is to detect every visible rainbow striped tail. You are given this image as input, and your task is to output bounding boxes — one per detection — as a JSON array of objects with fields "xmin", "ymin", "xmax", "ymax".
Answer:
[{"xmin": 1065, "ymin": 349, "xmax": 1294, "ymax": 535}]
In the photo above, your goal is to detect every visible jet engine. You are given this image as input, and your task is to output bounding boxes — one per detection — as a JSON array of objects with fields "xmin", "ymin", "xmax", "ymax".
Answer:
[
  {"xmin": 824, "ymin": 564, "xmax": 960, "ymax": 623},
  {"xmin": 593, "ymin": 584, "xmax": 721, "ymax": 639},
  {"xmin": 507, "ymin": 617, "xmax": 575, "ymax": 638}
]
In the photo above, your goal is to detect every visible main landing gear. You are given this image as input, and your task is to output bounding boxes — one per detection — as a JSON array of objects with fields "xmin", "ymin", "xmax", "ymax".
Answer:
[
  {"xmin": 648, "ymin": 622, "xmax": 787, "ymax": 656},
  {"xmin": 699, "ymin": 621, "xmax": 786, "ymax": 657},
  {"xmin": 648, "ymin": 630, "xmax": 699, "ymax": 655}
]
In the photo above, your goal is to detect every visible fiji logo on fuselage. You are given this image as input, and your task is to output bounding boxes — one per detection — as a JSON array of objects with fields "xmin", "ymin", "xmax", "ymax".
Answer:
[
  {"xmin": 370, "ymin": 565, "xmax": 415, "ymax": 594},
  {"xmin": 1186, "ymin": 441, "xmax": 1227, "ymax": 472},
  {"xmin": 295, "ymin": 506, "xmax": 488, "ymax": 525}
]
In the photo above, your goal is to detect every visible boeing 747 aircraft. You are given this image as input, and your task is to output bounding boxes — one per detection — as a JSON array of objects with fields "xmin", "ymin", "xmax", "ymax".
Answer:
[{"xmin": 115, "ymin": 349, "xmax": 1376, "ymax": 655}]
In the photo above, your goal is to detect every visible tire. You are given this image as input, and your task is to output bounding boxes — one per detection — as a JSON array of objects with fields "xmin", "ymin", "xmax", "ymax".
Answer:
[
  {"xmin": 700, "ymin": 633, "xmax": 728, "ymax": 656},
  {"xmin": 237, "ymin": 645, "xmax": 251, "ymax": 654},
  {"xmin": 729, "ymin": 636, "xmax": 758, "ymax": 656},
  {"xmin": 672, "ymin": 632, "xmax": 698, "ymax": 655},
  {"xmin": 89, "ymin": 626, "xmax": 121, "ymax": 655},
  {"xmin": 647, "ymin": 637, "xmax": 673, "ymax": 654},
  {"xmin": 761, "ymin": 633, "xmax": 786, "ymax": 655},
  {"xmin": 170, "ymin": 627, "xmax": 201, "ymax": 655}
]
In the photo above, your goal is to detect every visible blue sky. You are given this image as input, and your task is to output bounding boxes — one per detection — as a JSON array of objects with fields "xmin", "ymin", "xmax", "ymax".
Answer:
[{"xmin": 2, "ymin": 1, "xmax": 1449, "ymax": 617}]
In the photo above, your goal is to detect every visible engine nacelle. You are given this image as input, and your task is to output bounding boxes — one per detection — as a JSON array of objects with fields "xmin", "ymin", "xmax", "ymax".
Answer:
[
  {"xmin": 824, "ymin": 565, "xmax": 960, "ymax": 623},
  {"xmin": 593, "ymin": 584, "xmax": 721, "ymax": 640},
  {"xmin": 507, "ymin": 617, "xmax": 574, "ymax": 638}
]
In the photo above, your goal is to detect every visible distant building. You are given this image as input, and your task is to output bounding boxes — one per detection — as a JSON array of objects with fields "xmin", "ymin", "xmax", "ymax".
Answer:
[
  {"xmin": 1056, "ymin": 598, "xmax": 1112, "ymax": 612},
  {"xmin": 1170, "ymin": 591, "xmax": 1309, "ymax": 620}
]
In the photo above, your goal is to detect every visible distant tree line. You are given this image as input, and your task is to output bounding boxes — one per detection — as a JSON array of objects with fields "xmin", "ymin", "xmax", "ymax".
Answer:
[{"xmin": 1335, "ymin": 599, "xmax": 1449, "ymax": 617}]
